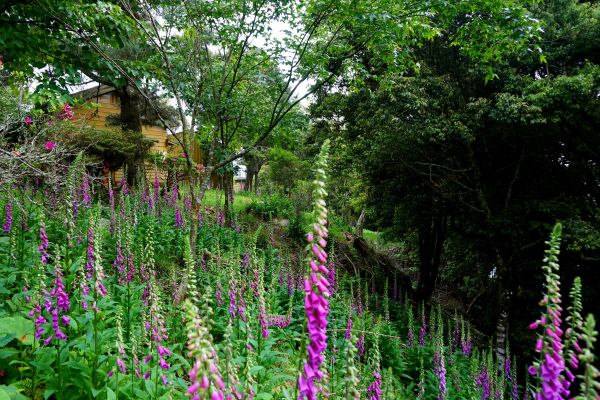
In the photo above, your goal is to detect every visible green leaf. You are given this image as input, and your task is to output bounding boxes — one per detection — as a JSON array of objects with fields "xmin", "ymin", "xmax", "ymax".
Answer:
[
  {"xmin": 0, "ymin": 316, "xmax": 34, "ymax": 345},
  {"xmin": 0, "ymin": 334, "xmax": 15, "ymax": 348},
  {"xmin": 255, "ymin": 394, "xmax": 273, "ymax": 400},
  {"xmin": 0, "ymin": 385, "xmax": 28, "ymax": 400},
  {"xmin": 69, "ymin": 258, "xmax": 83, "ymax": 274},
  {"xmin": 106, "ymin": 387, "xmax": 116, "ymax": 400},
  {"xmin": 0, "ymin": 349, "xmax": 18, "ymax": 359},
  {"xmin": 249, "ymin": 365, "xmax": 265, "ymax": 374},
  {"xmin": 144, "ymin": 379, "xmax": 155, "ymax": 394},
  {"xmin": 43, "ymin": 389, "xmax": 55, "ymax": 400}
]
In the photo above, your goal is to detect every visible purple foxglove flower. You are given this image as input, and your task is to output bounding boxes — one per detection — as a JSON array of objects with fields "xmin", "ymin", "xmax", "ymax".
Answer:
[
  {"xmin": 298, "ymin": 141, "xmax": 331, "ymax": 400},
  {"xmin": 82, "ymin": 175, "xmax": 91, "ymax": 207},
  {"xmin": 436, "ymin": 353, "xmax": 446, "ymax": 400},
  {"xmin": 287, "ymin": 273, "xmax": 294, "ymax": 296},
  {"xmin": 117, "ymin": 357, "xmax": 126, "ymax": 374},
  {"xmin": 228, "ymin": 286, "xmax": 237, "ymax": 318},
  {"xmin": 3, "ymin": 202, "xmax": 12, "ymax": 233},
  {"xmin": 237, "ymin": 288, "xmax": 246, "ymax": 322},
  {"xmin": 419, "ymin": 314, "xmax": 427, "ymax": 347},
  {"xmin": 258, "ymin": 304, "xmax": 269, "ymax": 338},
  {"xmin": 159, "ymin": 357, "xmax": 170, "ymax": 369},
  {"xmin": 477, "ymin": 369, "xmax": 490, "ymax": 400},
  {"xmin": 267, "ymin": 314, "xmax": 291, "ymax": 328},
  {"xmin": 367, "ymin": 367, "xmax": 382, "ymax": 400},
  {"xmin": 216, "ymin": 284, "xmax": 223, "ymax": 306},
  {"xmin": 39, "ymin": 221, "xmax": 49, "ymax": 264},
  {"xmin": 528, "ymin": 224, "xmax": 569, "ymax": 399},
  {"xmin": 345, "ymin": 317, "xmax": 353, "ymax": 340},
  {"xmin": 51, "ymin": 266, "xmax": 70, "ymax": 313},
  {"xmin": 408, "ymin": 325, "xmax": 415, "ymax": 347},
  {"xmin": 462, "ymin": 339, "xmax": 472, "ymax": 356},
  {"xmin": 357, "ymin": 334, "xmax": 365, "ymax": 358},
  {"xmin": 170, "ymin": 182, "xmax": 178, "ymax": 206},
  {"xmin": 175, "ymin": 208, "xmax": 184, "ymax": 228}
]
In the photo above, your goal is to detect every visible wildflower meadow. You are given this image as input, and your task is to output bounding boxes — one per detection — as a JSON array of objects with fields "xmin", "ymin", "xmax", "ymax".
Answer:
[{"xmin": 0, "ymin": 140, "xmax": 597, "ymax": 399}]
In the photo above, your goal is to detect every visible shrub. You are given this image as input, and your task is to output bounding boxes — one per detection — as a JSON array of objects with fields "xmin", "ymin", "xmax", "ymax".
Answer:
[{"xmin": 248, "ymin": 194, "xmax": 294, "ymax": 219}]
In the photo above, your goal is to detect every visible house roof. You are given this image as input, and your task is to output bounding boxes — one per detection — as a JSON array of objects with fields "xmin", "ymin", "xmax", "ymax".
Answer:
[{"xmin": 72, "ymin": 84, "xmax": 116, "ymax": 100}]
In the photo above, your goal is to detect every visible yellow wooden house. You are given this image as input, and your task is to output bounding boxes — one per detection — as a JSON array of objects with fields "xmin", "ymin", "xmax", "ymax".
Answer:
[{"xmin": 71, "ymin": 84, "xmax": 203, "ymax": 185}]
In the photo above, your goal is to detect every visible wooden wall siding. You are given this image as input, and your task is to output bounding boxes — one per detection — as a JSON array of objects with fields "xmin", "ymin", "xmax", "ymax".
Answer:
[
  {"xmin": 191, "ymin": 141, "xmax": 203, "ymax": 164},
  {"xmin": 73, "ymin": 94, "xmax": 169, "ymax": 156},
  {"xmin": 73, "ymin": 94, "xmax": 120, "ymax": 130},
  {"xmin": 167, "ymin": 138, "xmax": 204, "ymax": 165},
  {"xmin": 73, "ymin": 92, "xmax": 171, "ymax": 186},
  {"xmin": 72, "ymin": 89, "xmax": 218, "ymax": 188},
  {"xmin": 142, "ymin": 125, "xmax": 169, "ymax": 155}
]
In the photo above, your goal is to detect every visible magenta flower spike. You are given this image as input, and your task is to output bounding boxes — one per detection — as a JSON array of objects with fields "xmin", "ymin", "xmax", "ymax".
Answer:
[
  {"xmin": 477, "ymin": 369, "xmax": 490, "ymax": 400},
  {"xmin": 185, "ymin": 194, "xmax": 192, "ymax": 213},
  {"xmin": 33, "ymin": 255, "xmax": 71, "ymax": 345},
  {"xmin": 345, "ymin": 316, "xmax": 353, "ymax": 340},
  {"xmin": 39, "ymin": 220, "xmax": 49, "ymax": 264},
  {"xmin": 419, "ymin": 313, "xmax": 427, "ymax": 347},
  {"xmin": 367, "ymin": 367, "xmax": 382, "ymax": 400},
  {"xmin": 175, "ymin": 207, "xmax": 184, "ymax": 228},
  {"xmin": 298, "ymin": 140, "xmax": 331, "ymax": 400},
  {"xmin": 82, "ymin": 175, "xmax": 91, "ymax": 208},
  {"xmin": 3, "ymin": 202, "xmax": 13, "ymax": 233},
  {"xmin": 528, "ymin": 223, "xmax": 569, "ymax": 399}
]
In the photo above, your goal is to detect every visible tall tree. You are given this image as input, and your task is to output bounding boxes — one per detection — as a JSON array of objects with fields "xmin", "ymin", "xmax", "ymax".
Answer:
[{"xmin": 310, "ymin": 0, "xmax": 600, "ymax": 364}]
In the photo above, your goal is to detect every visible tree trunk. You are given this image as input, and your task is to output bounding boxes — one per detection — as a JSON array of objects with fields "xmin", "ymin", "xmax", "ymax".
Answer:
[
  {"xmin": 496, "ymin": 304, "xmax": 509, "ymax": 369},
  {"xmin": 245, "ymin": 170, "xmax": 254, "ymax": 191},
  {"xmin": 197, "ymin": 167, "xmax": 213, "ymax": 204},
  {"xmin": 355, "ymin": 208, "xmax": 366, "ymax": 237},
  {"xmin": 415, "ymin": 211, "xmax": 447, "ymax": 302},
  {"xmin": 254, "ymin": 170, "xmax": 260, "ymax": 195},
  {"xmin": 196, "ymin": 136, "xmax": 218, "ymax": 205},
  {"xmin": 492, "ymin": 247, "xmax": 510, "ymax": 369},
  {"xmin": 466, "ymin": 143, "xmax": 513, "ymax": 366},
  {"xmin": 224, "ymin": 173, "xmax": 234, "ymax": 226},
  {"xmin": 118, "ymin": 85, "xmax": 144, "ymax": 185}
]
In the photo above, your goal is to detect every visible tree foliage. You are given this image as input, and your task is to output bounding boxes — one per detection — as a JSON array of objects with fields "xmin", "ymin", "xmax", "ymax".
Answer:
[{"xmin": 310, "ymin": 0, "xmax": 600, "ymax": 360}]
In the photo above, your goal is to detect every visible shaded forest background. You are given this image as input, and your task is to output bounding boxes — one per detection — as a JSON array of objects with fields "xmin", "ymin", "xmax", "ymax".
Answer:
[{"xmin": 307, "ymin": 0, "xmax": 600, "ymax": 362}]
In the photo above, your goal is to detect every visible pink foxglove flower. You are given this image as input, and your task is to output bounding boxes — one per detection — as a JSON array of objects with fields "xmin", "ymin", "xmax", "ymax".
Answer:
[
  {"xmin": 39, "ymin": 221, "xmax": 49, "ymax": 264},
  {"xmin": 367, "ymin": 367, "xmax": 382, "ymax": 400},
  {"xmin": 528, "ymin": 224, "xmax": 569, "ymax": 399},
  {"xmin": 175, "ymin": 207, "xmax": 184, "ymax": 228},
  {"xmin": 2, "ymin": 202, "xmax": 12, "ymax": 233},
  {"xmin": 298, "ymin": 140, "xmax": 331, "ymax": 400},
  {"xmin": 184, "ymin": 290, "xmax": 225, "ymax": 400}
]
